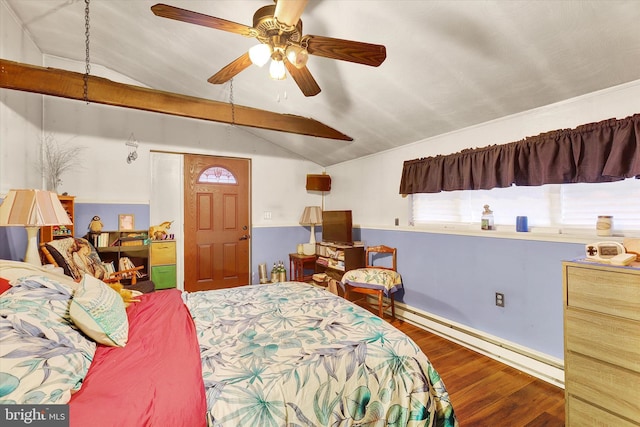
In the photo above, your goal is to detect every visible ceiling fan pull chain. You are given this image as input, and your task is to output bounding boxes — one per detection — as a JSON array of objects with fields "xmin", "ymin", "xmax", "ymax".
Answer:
[{"xmin": 83, "ymin": 0, "xmax": 91, "ymax": 104}]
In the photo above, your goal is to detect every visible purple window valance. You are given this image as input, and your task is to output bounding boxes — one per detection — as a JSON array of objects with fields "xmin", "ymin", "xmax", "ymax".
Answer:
[{"xmin": 400, "ymin": 114, "xmax": 640, "ymax": 194}]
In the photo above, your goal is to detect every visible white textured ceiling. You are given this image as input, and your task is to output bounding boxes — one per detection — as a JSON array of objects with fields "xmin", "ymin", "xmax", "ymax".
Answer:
[{"xmin": 5, "ymin": 0, "xmax": 640, "ymax": 166}]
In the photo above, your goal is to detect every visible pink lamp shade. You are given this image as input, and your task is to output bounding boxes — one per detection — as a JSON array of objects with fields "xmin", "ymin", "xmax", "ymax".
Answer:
[{"xmin": 0, "ymin": 189, "xmax": 72, "ymax": 265}]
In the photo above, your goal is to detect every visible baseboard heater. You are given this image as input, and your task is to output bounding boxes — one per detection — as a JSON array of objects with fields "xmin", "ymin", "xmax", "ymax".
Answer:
[{"xmin": 392, "ymin": 301, "xmax": 565, "ymax": 388}]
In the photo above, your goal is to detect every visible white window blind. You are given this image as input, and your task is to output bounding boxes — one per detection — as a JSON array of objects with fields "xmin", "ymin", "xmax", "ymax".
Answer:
[
  {"xmin": 561, "ymin": 179, "xmax": 640, "ymax": 230},
  {"xmin": 412, "ymin": 178, "xmax": 640, "ymax": 233}
]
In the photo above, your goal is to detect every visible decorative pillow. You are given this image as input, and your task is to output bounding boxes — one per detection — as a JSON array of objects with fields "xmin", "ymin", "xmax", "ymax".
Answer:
[
  {"xmin": 70, "ymin": 275, "xmax": 129, "ymax": 347},
  {"xmin": 0, "ymin": 277, "xmax": 10, "ymax": 294},
  {"xmin": 342, "ymin": 268, "xmax": 403, "ymax": 295},
  {"xmin": 44, "ymin": 237, "xmax": 108, "ymax": 281}
]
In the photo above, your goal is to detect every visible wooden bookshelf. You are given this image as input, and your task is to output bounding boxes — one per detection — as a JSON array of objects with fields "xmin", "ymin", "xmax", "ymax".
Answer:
[
  {"xmin": 94, "ymin": 230, "xmax": 150, "ymax": 278},
  {"xmin": 40, "ymin": 195, "xmax": 74, "ymax": 243}
]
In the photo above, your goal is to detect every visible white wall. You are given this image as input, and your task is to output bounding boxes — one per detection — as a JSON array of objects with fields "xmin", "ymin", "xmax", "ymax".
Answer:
[
  {"xmin": 0, "ymin": 1, "xmax": 44, "ymax": 194},
  {"xmin": 326, "ymin": 79, "xmax": 640, "ymax": 226},
  {"xmin": 39, "ymin": 94, "xmax": 324, "ymax": 225}
]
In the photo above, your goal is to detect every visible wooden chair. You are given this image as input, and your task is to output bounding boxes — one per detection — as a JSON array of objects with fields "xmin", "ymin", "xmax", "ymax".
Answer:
[
  {"xmin": 342, "ymin": 245, "xmax": 402, "ymax": 319},
  {"xmin": 40, "ymin": 237, "xmax": 153, "ymax": 292}
]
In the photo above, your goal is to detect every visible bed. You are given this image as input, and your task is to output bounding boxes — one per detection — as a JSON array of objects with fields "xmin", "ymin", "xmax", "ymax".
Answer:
[{"xmin": 0, "ymin": 261, "xmax": 457, "ymax": 427}]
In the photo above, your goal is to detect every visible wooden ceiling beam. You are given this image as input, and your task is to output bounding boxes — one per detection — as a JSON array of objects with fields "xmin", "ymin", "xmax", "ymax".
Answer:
[{"xmin": 0, "ymin": 59, "xmax": 352, "ymax": 141}]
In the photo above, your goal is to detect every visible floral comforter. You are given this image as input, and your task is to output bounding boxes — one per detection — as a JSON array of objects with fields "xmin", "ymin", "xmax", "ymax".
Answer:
[
  {"xmin": 184, "ymin": 282, "xmax": 457, "ymax": 427},
  {"xmin": 0, "ymin": 276, "xmax": 96, "ymax": 404}
]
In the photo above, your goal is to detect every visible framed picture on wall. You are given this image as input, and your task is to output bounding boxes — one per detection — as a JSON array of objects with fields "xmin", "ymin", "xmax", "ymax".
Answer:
[{"xmin": 118, "ymin": 214, "xmax": 135, "ymax": 231}]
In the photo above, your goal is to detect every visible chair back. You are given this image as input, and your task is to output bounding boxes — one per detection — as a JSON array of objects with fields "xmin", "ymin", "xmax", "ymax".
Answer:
[
  {"xmin": 365, "ymin": 245, "xmax": 397, "ymax": 271},
  {"xmin": 41, "ymin": 237, "xmax": 108, "ymax": 281}
]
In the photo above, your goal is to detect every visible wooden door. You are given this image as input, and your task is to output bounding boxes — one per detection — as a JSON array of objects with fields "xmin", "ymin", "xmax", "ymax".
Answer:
[{"xmin": 184, "ymin": 154, "xmax": 251, "ymax": 292}]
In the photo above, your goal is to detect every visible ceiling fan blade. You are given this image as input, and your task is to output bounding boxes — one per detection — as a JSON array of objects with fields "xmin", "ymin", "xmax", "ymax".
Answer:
[
  {"xmin": 151, "ymin": 3, "xmax": 255, "ymax": 37},
  {"xmin": 305, "ymin": 35, "xmax": 386, "ymax": 67},
  {"xmin": 274, "ymin": 0, "xmax": 309, "ymax": 26},
  {"xmin": 208, "ymin": 52, "xmax": 253, "ymax": 84},
  {"xmin": 284, "ymin": 61, "xmax": 321, "ymax": 97}
]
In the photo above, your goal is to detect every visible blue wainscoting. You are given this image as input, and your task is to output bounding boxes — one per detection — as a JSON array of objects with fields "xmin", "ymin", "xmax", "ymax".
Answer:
[
  {"xmin": 357, "ymin": 228, "xmax": 584, "ymax": 359},
  {"xmin": 0, "ymin": 227, "xmax": 27, "ymax": 261},
  {"xmin": 251, "ymin": 226, "xmax": 315, "ymax": 284},
  {"xmin": 75, "ymin": 203, "xmax": 151, "ymax": 236}
]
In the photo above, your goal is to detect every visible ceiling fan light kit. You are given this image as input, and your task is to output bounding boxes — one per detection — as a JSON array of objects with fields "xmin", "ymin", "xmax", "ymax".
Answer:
[
  {"xmin": 285, "ymin": 44, "xmax": 308, "ymax": 69},
  {"xmin": 248, "ymin": 43, "xmax": 271, "ymax": 67},
  {"xmin": 151, "ymin": 2, "xmax": 387, "ymax": 97},
  {"xmin": 269, "ymin": 58, "xmax": 287, "ymax": 80}
]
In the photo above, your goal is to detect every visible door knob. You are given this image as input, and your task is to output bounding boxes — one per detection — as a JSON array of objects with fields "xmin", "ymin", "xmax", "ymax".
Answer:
[{"xmin": 239, "ymin": 234, "xmax": 250, "ymax": 240}]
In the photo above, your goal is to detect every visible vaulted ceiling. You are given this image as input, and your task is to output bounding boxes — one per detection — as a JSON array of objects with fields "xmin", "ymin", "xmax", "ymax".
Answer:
[{"xmin": 5, "ymin": 0, "xmax": 640, "ymax": 166}]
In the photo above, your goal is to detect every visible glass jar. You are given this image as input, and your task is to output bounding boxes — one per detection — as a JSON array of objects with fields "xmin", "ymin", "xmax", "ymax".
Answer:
[
  {"xmin": 481, "ymin": 205, "xmax": 494, "ymax": 230},
  {"xmin": 596, "ymin": 215, "xmax": 612, "ymax": 237}
]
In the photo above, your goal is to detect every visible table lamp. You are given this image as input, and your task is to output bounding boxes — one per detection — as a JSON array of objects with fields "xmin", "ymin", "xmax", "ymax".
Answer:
[
  {"xmin": 0, "ymin": 189, "xmax": 73, "ymax": 266},
  {"xmin": 299, "ymin": 206, "xmax": 322, "ymax": 255}
]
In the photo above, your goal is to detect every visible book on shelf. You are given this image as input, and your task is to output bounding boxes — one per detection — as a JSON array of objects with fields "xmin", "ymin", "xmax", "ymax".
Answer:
[
  {"xmin": 90, "ymin": 232, "xmax": 111, "ymax": 248},
  {"xmin": 102, "ymin": 261, "xmax": 115, "ymax": 275},
  {"xmin": 119, "ymin": 257, "xmax": 144, "ymax": 278}
]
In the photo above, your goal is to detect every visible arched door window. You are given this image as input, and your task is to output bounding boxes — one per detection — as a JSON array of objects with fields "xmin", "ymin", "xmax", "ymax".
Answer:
[{"xmin": 198, "ymin": 166, "xmax": 237, "ymax": 184}]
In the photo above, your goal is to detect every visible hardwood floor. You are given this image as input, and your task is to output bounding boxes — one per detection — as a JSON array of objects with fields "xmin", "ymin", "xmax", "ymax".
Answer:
[{"xmin": 391, "ymin": 319, "xmax": 565, "ymax": 426}]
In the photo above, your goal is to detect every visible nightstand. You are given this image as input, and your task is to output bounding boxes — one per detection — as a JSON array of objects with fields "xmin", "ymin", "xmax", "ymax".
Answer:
[{"xmin": 289, "ymin": 253, "xmax": 316, "ymax": 282}]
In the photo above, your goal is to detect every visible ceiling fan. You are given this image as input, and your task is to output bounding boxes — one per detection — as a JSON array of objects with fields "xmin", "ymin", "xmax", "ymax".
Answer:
[{"xmin": 151, "ymin": 1, "xmax": 387, "ymax": 97}]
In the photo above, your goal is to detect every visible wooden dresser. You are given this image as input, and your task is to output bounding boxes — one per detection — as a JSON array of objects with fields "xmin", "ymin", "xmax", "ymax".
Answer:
[{"xmin": 562, "ymin": 260, "xmax": 640, "ymax": 426}]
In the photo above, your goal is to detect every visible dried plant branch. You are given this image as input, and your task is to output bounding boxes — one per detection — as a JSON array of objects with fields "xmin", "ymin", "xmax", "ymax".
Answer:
[{"xmin": 38, "ymin": 134, "xmax": 85, "ymax": 192}]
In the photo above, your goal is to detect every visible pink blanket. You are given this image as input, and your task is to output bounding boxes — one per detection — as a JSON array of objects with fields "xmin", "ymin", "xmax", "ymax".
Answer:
[{"xmin": 69, "ymin": 289, "xmax": 207, "ymax": 427}]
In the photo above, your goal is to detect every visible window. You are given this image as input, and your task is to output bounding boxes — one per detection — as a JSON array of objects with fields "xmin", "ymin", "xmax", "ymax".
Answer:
[
  {"xmin": 412, "ymin": 178, "xmax": 640, "ymax": 234},
  {"xmin": 198, "ymin": 166, "xmax": 237, "ymax": 184}
]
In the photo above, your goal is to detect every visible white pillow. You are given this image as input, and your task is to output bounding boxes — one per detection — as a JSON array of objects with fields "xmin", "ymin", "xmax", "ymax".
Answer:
[
  {"xmin": 70, "ymin": 274, "xmax": 129, "ymax": 347},
  {"xmin": 0, "ymin": 259, "xmax": 79, "ymax": 290}
]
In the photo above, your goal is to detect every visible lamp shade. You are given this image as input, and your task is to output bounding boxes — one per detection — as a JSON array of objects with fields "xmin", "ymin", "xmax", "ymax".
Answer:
[
  {"xmin": 0, "ymin": 189, "xmax": 72, "ymax": 226},
  {"xmin": 269, "ymin": 59, "xmax": 287, "ymax": 80},
  {"xmin": 0, "ymin": 189, "xmax": 72, "ymax": 266},
  {"xmin": 299, "ymin": 206, "xmax": 322, "ymax": 226},
  {"xmin": 285, "ymin": 45, "xmax": 309, "ymax": 69},
  {"xmin": 249, "ymin": 43, "xmax": 272, "ymax": 67},
  {"xmin": 300, "ymin": 206, "xmax": 322, "ymax": 252}
]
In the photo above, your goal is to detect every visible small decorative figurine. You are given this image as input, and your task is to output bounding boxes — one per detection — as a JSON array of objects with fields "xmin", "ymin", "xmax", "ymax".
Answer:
[
  {"xmin": 149, "ymin": 221, "xmax": 173, "ymax": 240},
  {"xmin": 88, "ymin": 215, "xmax": 104, "ymax": 235}
]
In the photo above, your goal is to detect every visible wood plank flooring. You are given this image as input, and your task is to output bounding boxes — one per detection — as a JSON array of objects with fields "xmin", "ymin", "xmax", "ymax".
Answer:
[{"xmin": 391, "ymin": 319, "xmax": 565, "ymax": 426}]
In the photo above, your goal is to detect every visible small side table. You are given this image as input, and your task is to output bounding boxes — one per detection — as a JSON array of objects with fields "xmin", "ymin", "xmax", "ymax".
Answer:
[{"xmin": 289, "ymin": 253, "xmax": 317, "ymax": 282}]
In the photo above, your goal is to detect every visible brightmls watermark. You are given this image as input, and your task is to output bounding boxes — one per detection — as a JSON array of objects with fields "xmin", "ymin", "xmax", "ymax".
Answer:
[{"xmin": 0, "ymin": 405, "xmax": 68, "ymax": 426}]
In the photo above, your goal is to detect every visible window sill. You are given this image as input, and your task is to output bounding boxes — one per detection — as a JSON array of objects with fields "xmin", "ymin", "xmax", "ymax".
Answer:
[{"xmin": 360, "ymin": 224, "xmax": 634, "ymax": 245}]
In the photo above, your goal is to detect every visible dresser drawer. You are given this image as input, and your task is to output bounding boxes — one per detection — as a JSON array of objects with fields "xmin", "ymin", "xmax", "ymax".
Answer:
[
  {"xmin": 568, "ymin": 395, "xmax": 637, "ymax": 427},
  {"xmin": 150, "ymin": 241, "xmax": 176, "ymax": 265},
  {"xmin": 566, "ymin": 352, "xmax": 640, "ymax": 422},
  {"xmin": 151, "ymin": 265, "xmax": 177, "ymax": 289},
  {"xmin": 565, "ymin": 265, "xmax": 640, "ymax": 321},
  {"xmin": 566, "ymin": 308, "xmax": 640, "ymax": 373}
]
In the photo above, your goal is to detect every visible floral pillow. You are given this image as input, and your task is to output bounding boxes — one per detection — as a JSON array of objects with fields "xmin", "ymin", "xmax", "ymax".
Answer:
[
  {"xmin": 70, "ymin": 275, "xmax": 129, "ymax": 347},
  {"xmin": 0, "ymin": 275, "xmax": 96, "ymax": 404}
]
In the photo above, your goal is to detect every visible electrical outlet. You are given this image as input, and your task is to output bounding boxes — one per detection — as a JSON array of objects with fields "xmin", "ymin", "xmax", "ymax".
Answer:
[{"xmin": 495, "ymin": 292, "xmax": 505, "ymax": 307}]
